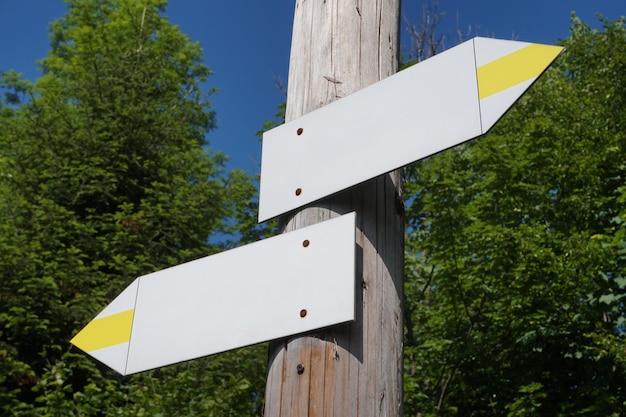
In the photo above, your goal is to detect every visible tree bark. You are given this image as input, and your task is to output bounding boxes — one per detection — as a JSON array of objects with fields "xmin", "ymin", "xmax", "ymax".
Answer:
[{"xmin": 264, "ymin": 1, "xmax": 403, "ymax": 416}]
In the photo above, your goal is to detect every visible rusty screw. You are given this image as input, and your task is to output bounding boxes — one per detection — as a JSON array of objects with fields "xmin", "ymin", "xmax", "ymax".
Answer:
[
  {"xmin": 302, "ymin": 239, "xmax": 310, "ymax": 248},
  {"xmin": 297, "ymin": 127, "xmax": 304, "ymax": 136},
  {"xmin": 300, "ymin": 309, "xmax": 308, "ymax": 318},
  {"xmin": 297, "ymin": 364, "xmax": 305, "ymax": 375},
  {"xmin": 295, "ymin": 188, "xmax": 302, "ymax": 196}
]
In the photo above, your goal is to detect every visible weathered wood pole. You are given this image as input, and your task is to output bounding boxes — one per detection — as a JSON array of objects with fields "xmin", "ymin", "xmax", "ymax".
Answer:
[{"xmin": 264, "ymin": 1, "xmax": 404, "ymax": 416}]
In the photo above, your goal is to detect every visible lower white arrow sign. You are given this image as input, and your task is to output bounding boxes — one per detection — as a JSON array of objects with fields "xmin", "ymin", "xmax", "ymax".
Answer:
[
  {"xmin": 258, "ymin": 37, "xmax": 564, "ymax": 222},
  {"xmin": 71, "ymin": 212, "xmax": 356, "ymax": 375}
]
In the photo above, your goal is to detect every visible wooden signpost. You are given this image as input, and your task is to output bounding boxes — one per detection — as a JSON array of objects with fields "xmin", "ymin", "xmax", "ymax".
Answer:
[
  {"xmin": 263, "ymin": 2, "xmax": 404, "ymax": 415},
  {"xmin": 71, "ymin": 1, "xmax": 563, "ymax": 415}
]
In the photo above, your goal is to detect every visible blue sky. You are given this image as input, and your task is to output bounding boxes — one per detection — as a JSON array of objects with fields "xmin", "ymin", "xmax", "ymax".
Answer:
[{"xmin": 0, "ymin": 1, "xmax": 623, "ymax": 176}]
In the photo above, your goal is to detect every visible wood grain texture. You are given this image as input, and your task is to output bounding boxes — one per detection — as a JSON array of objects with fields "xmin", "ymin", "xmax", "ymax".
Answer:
[{"xmin": 264, "ymin": 1, "xmax": 403, "ymax": 416}]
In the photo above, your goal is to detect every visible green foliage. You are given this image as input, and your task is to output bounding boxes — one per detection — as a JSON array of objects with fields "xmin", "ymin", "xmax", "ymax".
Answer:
[
  {"xmin": 403, "ymin": 15, "xmax": 626, "ymax": 416},
  {"xmin": 26, "ymin": 344, "xmax": 267, "ymax": 417},
  {"xmin": 256, "ymin": 101, "xmax": 286, "ymax": 139},
  {"xmin": 221, "ymin": 168, "xmax": 276, "ymax": 247},
  {"xmin": 0, "ymin": 0, "xmax": 265, "ymax": 415}
]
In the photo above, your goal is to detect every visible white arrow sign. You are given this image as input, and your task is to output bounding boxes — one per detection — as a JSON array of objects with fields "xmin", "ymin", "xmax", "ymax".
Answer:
[
  {"xmin": 258, "ymin": 37, "xmax": 564, "ymax": 222},
  {"xmin": 71, "ymin": 212, "xmax": 356, "ymax": 375}
]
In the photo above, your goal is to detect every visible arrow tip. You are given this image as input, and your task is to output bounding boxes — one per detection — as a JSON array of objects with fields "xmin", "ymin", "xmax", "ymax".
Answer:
[
  {"xmin": 475, "ymin": 38, "xmax": 564, "ymax": 131},
  {"xmin": 71, "ymin": 279, "xmax": 139, "ymax": 375}
]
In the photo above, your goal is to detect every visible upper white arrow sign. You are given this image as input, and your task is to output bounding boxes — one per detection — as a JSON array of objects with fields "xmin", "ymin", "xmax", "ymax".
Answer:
[
  {"xmin": 71, "ymin": 212, "xmax": 356, "ymax": 375},
  {"xmin": 258, "ymin": 37, "xmax": 564, "ymax": 222}
]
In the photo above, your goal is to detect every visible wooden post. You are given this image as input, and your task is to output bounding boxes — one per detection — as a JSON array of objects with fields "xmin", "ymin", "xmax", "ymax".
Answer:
[{"xmin": 264, "ymin": 1, "xmax": 403, "ymax": 416}]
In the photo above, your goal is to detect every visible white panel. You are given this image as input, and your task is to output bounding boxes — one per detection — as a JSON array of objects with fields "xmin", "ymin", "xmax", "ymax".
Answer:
[
  {"xmin": 259, "ymin": 39, "xmax": 481, "ymax": 222},
  {"xmin": 122, "ymin": 212, "xmax": 356, "ymax": 374}
]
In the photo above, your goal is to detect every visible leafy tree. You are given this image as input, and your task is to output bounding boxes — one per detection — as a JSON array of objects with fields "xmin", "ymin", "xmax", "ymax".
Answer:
[
  {"xmin": 0, "ymin": 0, "xmax": 264, "ymax": 414},
  {"xmin": 403, "ymin": 15, "xmax": 626, "ymax": 416}
]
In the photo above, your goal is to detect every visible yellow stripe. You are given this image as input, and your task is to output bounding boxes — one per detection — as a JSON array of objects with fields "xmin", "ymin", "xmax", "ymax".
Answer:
[
  {"xmin": 71, "ymin": 309, "xmax": 134, "ymax": 352},
  {"xmin": 477, "ymin": 44, "xmax": 563, "ymax": 100}
]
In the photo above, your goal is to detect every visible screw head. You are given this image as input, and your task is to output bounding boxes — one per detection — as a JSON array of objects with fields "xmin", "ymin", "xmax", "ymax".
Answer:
[
  {"xmin": 297, "ymin": 127, "xmax": 304, "ymax": 136},
  {"xmin": 302, "ymin": 239, "xmax": 310, "ymax": 248},
  {"xmin": 295, "ymin": 188, "xmax": 302, "ymax": 196},
  {"xmin": 297, "ymin": 364, "xmax": 305, "ymax": 374},
  {"xmin": 300, "ymin": 309, "xmax": 307, "ymax": 318}
]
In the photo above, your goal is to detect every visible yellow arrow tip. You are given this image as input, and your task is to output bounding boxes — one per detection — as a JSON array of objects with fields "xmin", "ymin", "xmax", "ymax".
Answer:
[
  {"xmin": 477, "ymin": 43, "xmax": 564, "ymax": 100},
  {"xmin": 71, "ymin": 309, "xmax": 134, "ymax": 352}
]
